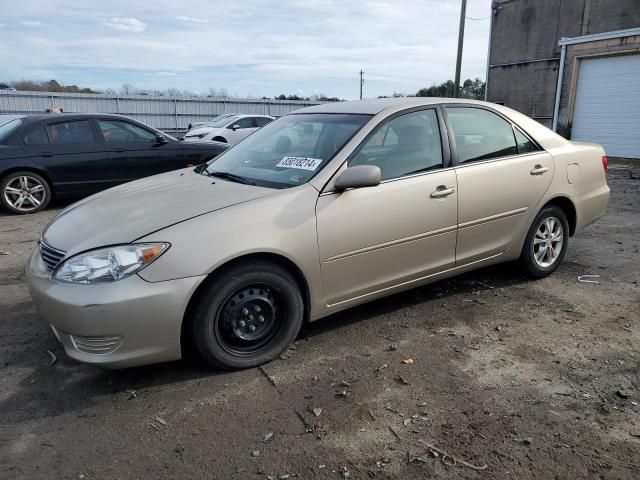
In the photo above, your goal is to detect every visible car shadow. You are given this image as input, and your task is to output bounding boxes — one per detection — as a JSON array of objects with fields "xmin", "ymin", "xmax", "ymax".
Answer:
[{"xmin": 0, "ymin": 261, "xmax": 532, "ymax": 425}]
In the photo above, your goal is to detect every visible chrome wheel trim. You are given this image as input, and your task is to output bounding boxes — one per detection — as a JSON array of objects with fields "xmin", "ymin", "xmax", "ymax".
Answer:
[
  {"xmin": 3, "ymin": 175, "xmax": 46, "ymax": 212},
  {"xmin": 532, "ymin": 216, "xmax": 564, "ymax": 268}
]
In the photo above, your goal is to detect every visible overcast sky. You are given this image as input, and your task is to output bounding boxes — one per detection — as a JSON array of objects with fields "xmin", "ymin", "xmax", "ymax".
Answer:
[{"xmin": 1, "ymin": 0, "xmax": 492, "ymax": 99}]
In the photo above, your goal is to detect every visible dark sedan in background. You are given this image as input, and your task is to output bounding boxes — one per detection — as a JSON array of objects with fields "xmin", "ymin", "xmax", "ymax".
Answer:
[{"xmin": 0, "ymin": 113, "xmax": 228, "ymax": 214}]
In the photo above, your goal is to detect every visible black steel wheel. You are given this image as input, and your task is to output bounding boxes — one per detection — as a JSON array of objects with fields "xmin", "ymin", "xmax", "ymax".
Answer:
[{"xmin": 191, "ymin": 261, "xmax": 304, "ymax": 370}]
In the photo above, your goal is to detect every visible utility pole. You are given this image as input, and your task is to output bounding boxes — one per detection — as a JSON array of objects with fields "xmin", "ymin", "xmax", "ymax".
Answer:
[
  {"xmin": 359, "ymin": 69, "xmax": 365, "ymax": 100},
  {"xmin": 453, "ymin": 0, "xmax": 467, "ymax": 98}
]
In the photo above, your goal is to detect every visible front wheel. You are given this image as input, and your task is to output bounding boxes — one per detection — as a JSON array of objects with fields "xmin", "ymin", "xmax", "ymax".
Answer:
[
  {"xmin": 191, "ymin": 261, "xmax": 304, "ymax": 370},
  {"xmin": 519, "ymin": 205, "xmax": 569, "ymax": 278}
]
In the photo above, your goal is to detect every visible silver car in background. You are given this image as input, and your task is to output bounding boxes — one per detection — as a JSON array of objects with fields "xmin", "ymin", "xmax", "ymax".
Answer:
[{"xmin": 27, "ymin": 98, "xmax": 609, "ymax": 370}]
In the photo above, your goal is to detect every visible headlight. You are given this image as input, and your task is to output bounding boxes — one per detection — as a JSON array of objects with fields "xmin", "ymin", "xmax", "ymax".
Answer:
[
  {"xmin": 53, "ymin": 243, "xmax": 169, "ymax": 284},
  {"xmin": 198, "ymin": 133, "xmax": 208, "ymax": 138}
]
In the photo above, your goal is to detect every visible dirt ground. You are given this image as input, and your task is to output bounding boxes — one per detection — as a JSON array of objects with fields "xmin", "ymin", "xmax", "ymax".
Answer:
[{"xmin": 1, "ymin": 164, "xmax": 639, "ymax": 480}]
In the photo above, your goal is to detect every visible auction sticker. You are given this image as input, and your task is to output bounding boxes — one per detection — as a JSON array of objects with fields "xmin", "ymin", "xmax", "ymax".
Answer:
[{"xmin": 276, "ymin": 156, "xmax": 323, "ymax": 171}]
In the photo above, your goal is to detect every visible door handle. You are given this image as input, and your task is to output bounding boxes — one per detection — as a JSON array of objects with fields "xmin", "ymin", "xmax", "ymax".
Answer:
[
  {"xmin": 40, "ymin": 152, "xmax": 53, "ymax": 157},
  {"xmin": 430, "ymin": 186, "xmax": 456, "ymax": 198},
  {"xmin": 530, "ymin": 165, "xmax": 549, "ymax": 175}
]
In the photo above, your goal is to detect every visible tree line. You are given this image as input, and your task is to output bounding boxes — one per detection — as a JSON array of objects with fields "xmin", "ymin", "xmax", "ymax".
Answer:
[{"xmin": 5, "ymin": 78, "xmax": 485, "ymax": 101}]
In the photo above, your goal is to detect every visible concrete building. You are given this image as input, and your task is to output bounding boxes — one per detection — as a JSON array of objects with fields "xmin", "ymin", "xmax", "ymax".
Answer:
[{"xmin": 485, "ymin": 0, "xmax": 640, "ymax": 158}]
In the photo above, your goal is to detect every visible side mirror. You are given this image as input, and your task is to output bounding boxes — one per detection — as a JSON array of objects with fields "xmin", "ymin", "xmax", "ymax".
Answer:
[
  {"xmin": 231, "ymin": 124, "xmax": 241, "ymax": 131},
  {"xmin": 155, "ymin": 133, "xmax": 168, "ymax": 144},
  {"xmin": 334, "ymin": 165, "xmax": 381, "ymax": 191}
]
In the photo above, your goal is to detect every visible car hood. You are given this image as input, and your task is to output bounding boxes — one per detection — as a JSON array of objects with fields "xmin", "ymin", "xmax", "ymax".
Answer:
[
  {"xmin": 42, "ymin": 169, "xmax": 276, "ymax": 254},
  {"xmin": 184, "ymin": 127, "xmax": 215, "ymax": 138}
]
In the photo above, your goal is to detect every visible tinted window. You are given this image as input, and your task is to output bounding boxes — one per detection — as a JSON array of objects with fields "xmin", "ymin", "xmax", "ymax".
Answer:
[
  {"xmin": 0, "ymin": 119, "xmax": 23, "ymax": 143},
  {"xmin": 446, "ymin": 107, "xmax": 517, "ymax": 163},
  {"xmin": 97, "ymin": 120, "xmax": 156, "ymax": 143},
  {"xmin": 514, "ymin": 127, "xmax": 539, "ymax": 154},
  {"xmin": 349, "ymin": 109, "xmax": 443, "ymax": 181},
  {"xmin": 255, "ymin": 117, "xmax": 273, "ymax": 128},
  {"xmin": 24, "ymin": 126, "xmax": 50, "ymax": 145},
  {"xmin": 47, "ymin": 121, "xmax": 95, "ymax": 145},
  {"xmin": 232, "ymin": 117, "xmax": 254, "ymax": 129}
]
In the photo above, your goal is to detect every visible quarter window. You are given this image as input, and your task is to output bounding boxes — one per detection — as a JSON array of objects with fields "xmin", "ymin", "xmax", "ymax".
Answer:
[
  {"xmin": 97, "ymin": 120, "xmax": 156, "ymax": 143},
  {"xmin": 46, "ymin": 121, "xmax": 95, "ymax": 145},
  {"xmin": 349, "ymin": 109, "xmax": 443, "ymax": 181},
  {"xmin": 514, "ymin": 127, "xmax": 539, "ymax": 154},
  {"xmin": 446, "ymin": 107, "xmax": 518, "ymax": 163}
]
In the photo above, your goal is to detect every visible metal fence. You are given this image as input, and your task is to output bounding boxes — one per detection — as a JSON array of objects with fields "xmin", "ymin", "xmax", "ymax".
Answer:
[{"xmin": 0, "ymin": 90, "xmax": 323, "ymax": 133}]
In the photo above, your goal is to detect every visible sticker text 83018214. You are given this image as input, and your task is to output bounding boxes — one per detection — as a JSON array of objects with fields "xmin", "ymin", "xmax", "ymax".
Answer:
[{"xmin": 276, "ymin": 156, "xmax": 324, "ymax": 171}]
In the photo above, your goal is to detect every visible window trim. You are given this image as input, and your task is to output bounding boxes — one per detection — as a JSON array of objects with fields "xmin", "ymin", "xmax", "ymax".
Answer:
[{"xmin": 441, "ymin": 104, "xmax": 544, "ymax": 168}]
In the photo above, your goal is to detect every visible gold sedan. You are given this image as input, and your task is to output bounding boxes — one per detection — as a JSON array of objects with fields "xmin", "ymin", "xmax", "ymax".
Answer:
[{"xmin": 27, "ymin": 98, "xmax": 610, "ymax": 369}]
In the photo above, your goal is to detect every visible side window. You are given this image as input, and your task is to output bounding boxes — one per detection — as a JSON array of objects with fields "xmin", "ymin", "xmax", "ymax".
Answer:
[
  {"xmin": 255, "ymin": 117, "xmax": 273, "ymax": 128},
  {"xmin": 232, "ymin": 117, "xmax": 254, "ymax": 129},
  {"xmin": 47, "ymin": 121, "xmax": 95, "ymax": 145},
  {"xmin": 514, "ymin": 127, "xmax": 540, "ymax": 154},
  {"xmin": 24, "ymin": 126, "xmax": 50, "ymax": 145},
  {"xmin": 349, "ymin": 109, "xmax": 443, "ymax": 181},
  {"xmin": 97, "ymin": 120, "xmax": 156, "ymax": 143},
  {"xmin": 446, "ymin": 107, "xmax": 518, "ymax": 163}
]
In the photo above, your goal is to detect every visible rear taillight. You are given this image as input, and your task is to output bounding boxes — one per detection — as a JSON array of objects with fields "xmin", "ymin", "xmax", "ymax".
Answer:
[{"xmin": 602, "ymin": 155, "xmax": 608, "ymax": 172}]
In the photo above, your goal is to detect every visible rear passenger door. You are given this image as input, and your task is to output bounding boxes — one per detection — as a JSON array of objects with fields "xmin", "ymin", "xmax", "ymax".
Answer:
[
  {"xmin": 444, "ymin": 106, "xmax": 554, "ymax": 265},
  {"xmin": 22, "ymin": 119, "xmax": 112, "ymax": 194},
  {"xmin": 96, "ymin": 119, "xmax": 183, "ymax": 183}
]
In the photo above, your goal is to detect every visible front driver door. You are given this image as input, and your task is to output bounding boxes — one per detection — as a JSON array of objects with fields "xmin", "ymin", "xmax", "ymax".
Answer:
[
  {"xmin": 316, "ymin": 108, "xmax": 458, "ymax": 307},
  {"xmin": 226, "ymin": 116, "xmax": 256, "ymax": 144}
]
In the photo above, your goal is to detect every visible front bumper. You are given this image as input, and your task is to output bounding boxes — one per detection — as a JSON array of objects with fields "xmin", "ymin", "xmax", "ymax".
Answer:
[{"xmin": 26, "ymin": 247, "xmax": 205, "ymax": 369}]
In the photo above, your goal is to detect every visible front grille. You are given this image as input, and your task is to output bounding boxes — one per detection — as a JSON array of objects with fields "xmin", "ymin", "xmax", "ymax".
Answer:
[
  {"xmin": 71, "ymin": 335, "xmax": 124, "ymax": 354},
  {"xmin": 39, "ymin": 241, "xmax": 66, "ymax": 272}
]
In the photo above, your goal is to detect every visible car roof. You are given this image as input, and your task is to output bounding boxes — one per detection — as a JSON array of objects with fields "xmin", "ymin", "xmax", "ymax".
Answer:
[
  {"xmin": 14, "ymin": 113, "xmax": 147, "ymax": 125},
  {"xmin": 292, "ymin": 97, "xmax": 495, "ymax": 115}
]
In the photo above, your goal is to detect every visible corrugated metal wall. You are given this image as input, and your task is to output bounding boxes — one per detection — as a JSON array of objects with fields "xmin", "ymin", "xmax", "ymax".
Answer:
[{"xmin": 0, "ymin": 91, "xmax": 324, "ymax": 133}]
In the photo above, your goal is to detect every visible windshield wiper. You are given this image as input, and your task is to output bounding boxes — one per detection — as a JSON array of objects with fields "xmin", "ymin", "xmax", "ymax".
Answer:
[{"xmin": 206, "ymin": 170, "xmax": 256, "ymax": 185}]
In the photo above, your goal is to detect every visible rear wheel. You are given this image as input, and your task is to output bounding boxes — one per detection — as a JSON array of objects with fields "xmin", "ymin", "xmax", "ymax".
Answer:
[
  {"xmin": 519, "ymin": 205, "xmax": 569, "ymax": 278},
  {"xmin": 191, "ymin": 261, "xmax": 304, "ymax": 370},
  {"xmin": 1, "ymin": 171, "xmax": 51, "ymax": 214}
]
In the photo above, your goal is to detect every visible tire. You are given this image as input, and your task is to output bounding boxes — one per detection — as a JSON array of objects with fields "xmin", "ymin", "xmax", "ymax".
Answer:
[
  {"xmin": 191, "ymin": 261, "xmax": 304, "ymax": 370},
  {"xmin": 519, "ymin": 205, "xmax": 569, "ymax": 278},
  {"xmin": 1, "ymin": 171, "xmax": 51, "ymax": 214},
  {"xmin": 212, "ymin": 136, "xmax": 227, "ymax": 143}
]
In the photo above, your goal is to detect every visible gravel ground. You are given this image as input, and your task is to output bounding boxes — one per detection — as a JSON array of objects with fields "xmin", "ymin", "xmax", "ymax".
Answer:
[{"xmin": 1, "ymin": 164, "xmax": 639, "ymax": 480}]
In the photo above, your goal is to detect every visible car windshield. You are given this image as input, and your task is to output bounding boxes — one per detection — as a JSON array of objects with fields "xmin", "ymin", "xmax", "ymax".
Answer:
[
  {"xmin": 203, "ymin": 113, "xmax": 372, "ymax": 188},
  {"xmin": 0, "ymin": 119, "xmax": 23, "ymax": 143},
  {"xmin": 210, "ymin": 115, "xmax": 239, "ymax": 128}
]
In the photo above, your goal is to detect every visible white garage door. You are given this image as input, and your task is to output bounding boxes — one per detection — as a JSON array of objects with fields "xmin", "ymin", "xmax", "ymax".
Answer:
[{"xmin": 571, "ymin": 54, "xmax": 640, "ymax": 159}]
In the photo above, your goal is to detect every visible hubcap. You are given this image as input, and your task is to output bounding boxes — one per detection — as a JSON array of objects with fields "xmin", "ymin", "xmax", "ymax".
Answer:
[
  {"xmin": 532, "ymin": 216, "xmax": 564, "ymax": 268},
  {"xmin": 3, "ymin": 176, "xmax": 46, "ymax": 212},
  {"xmin": 216, "ymin": 285, "xmax": 280, "ymax": 355}
]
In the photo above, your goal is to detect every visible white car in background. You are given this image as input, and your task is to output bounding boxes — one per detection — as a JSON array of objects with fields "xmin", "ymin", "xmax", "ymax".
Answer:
[{"xmin": 183, "ymin": 114, "xmax": 274, "ymax": 145}]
